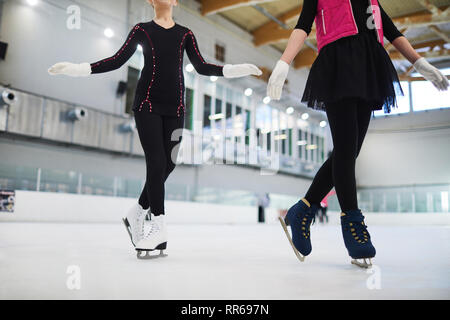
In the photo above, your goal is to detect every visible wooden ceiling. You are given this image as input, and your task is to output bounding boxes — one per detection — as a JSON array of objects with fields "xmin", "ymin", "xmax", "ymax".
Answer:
[{"xmin": 197, "ymin": 0, "xmax": 450, "ymax": 78}]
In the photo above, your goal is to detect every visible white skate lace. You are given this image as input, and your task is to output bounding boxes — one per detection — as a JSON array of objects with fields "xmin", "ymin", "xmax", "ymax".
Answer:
[
  {"xmin": 139, "ymin": 216, "xmax": 146, "ymax": 239},
  {"xmin": 146, "ymin": 219, "xmax": 160, "ymax": 237},
  {"xmin": 133, "ymin": 213, "xmax": 146, "ymax": 240}
]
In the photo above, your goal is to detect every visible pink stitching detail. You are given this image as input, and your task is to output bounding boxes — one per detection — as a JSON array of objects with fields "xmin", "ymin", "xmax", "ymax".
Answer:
[
  {"xmin": 188, "ymin": 31, "xmax": 222, "ymax": 68},
  {"xmin": 92, "ymin": 24, "xmax": 141, "ymax": 68},
  {"xmin": 177, "ymin": 32, "xmax": 190, "ymax": 117},
  {"xmin": 137, "ymin": 26, "xmax": 156, "ymax": 112}
]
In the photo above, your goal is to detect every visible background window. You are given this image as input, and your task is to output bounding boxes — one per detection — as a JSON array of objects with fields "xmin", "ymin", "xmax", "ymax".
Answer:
[
  {"xmin": 185, "ymin": 88, "xmax": 195, "ymax": 131},
  {"xmin": 125, "ymin": 67, "xmax": 140, "ymax": 115},
  {"xmin": 215, "ymin": 43, "xmax": 226, "ymax": 62},
  {"xmin": 203, "ymin": 95, "xmax": 212, "ymax": 131},
  {"xmin": 245, "ymin": 110, "xmax": 251, "ymax": 146},
  {"xmin": 412, "ymin": 80, "xmax": 450, "ymax": 111}
]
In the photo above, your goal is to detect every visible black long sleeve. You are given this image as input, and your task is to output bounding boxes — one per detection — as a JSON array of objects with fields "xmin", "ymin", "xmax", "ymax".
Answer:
[
  {"xmin": 91, "ymin": 24, "xmax": 142, "ymax": 74},
  {"xmin": 294, "ymin": 0, "xmax": 317, "ymax": 35},
  {"xmin": 294, "ymin": 0, "xmax": 403, "ymax": 43},
  {"xmin": 379, "ymin": 3, "xmax": 403, "ymax": 43},
  {"xmin": 185, "ymin": 31, "xmax": 224, "ymax": 76}
]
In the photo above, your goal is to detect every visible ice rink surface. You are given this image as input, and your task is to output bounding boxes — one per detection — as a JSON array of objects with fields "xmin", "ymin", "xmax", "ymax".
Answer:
[{"xmin": 0, "ymin": 222, "xmax": 449, "ymax": 300}]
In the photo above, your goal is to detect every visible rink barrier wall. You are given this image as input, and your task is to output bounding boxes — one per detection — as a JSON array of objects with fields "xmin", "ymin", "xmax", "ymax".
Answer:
[{"xmin": 0, "ymin": 191, "xmax": 449, "ymax": 226}]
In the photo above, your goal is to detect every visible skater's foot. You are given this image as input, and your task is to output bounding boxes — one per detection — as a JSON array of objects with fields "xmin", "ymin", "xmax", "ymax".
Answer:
[
  {"xmin": 136, "ymin": 242, "xmax": 168, "ymax": 260},
  {"xmin": 340, "ymin": 209, "xmax": 376, "ymax": 267},
  {"xmin": 136, "ymin": 214, "xmax": 168, "ymax": 251},
  {"xmin": 123, "ymin": 203, "xmax": 146, "ymax": 246},
  {"xmin": 283, "ymin": 198, "xmax": 320, "ymax": 258}
]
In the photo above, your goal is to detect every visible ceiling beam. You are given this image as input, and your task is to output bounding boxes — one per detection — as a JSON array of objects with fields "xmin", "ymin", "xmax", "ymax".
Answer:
[
  {"xmin": 415, "ymin": 0, "xmax": 443, "ymax": 15},
  {"xmin": 392, "ymin": 5, "xmax": 449, "ymax": 29},
  {"xmin": 428, "ymin": 25, "xmax": 450, "ymax": 43},
  {"xmin": 201, "ymin": 0, "xmax": 274, "ymax": 16},
  {"xmin": 252, "ymin": 7, "xmax": 301, "ymax": 46}
]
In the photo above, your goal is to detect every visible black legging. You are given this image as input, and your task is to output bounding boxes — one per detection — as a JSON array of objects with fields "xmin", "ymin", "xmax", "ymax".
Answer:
[
  {"xmin": 134, "ymin": 111, "xmax": 184, "ymax": 215},
  {"xmin": 305, "ymin": 99, "xmax": 373, "ymax": 212}
]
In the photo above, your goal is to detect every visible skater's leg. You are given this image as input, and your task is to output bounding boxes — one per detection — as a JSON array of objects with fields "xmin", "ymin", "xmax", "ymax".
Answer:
[
  {"xmin": 355, "ymin": 101, "xmax": 373, "ymax": 154},
  {"xmin": 139, "ymin": 114, "xmax": 184, "ymax": 218},
  {"xmin": 135, "ymin": 112, "xmax": 167, "ymax": 215},
  {"xmin": 304, "ymin": 101, "xmax": 372, "ymax": 207},
  {"xmin": 139, "ymin": 183, "xmax": 150, "ymax": 210},
  {"xmin": 162, "ymin": 115, "xmax": 184, "ymax": 182},
  {"xmin": 326, "ymin": 100, "xmax": 360, "ymax": 212}
]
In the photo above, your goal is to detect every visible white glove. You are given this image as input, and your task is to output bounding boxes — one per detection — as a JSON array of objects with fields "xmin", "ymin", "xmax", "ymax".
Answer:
[
  {"xmin": 267, "ymin": 60, "xmax": 289, "ymax": 100},
  {"xmin": 48, "ymin": 62, "xmax": 92, "ymax": 77},
  {"xmin": 413, "ymin": 58, "xmax": 449, "ymax": 91},
  {"xmin": 223, "ymin": 64, "xmax": 262, "ymax": 79}
]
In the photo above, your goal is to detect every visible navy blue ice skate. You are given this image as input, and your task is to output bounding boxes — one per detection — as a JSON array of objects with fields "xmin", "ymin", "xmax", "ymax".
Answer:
[
  {"xmin": 340, "ymin": 209, "xmax": 376, "ymax": 268},
  {"xmin": 279, "ymin": 198, "xmax": 319, "ymax": 261}
]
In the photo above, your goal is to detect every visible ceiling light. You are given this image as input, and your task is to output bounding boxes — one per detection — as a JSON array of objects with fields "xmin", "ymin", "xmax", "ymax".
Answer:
[
  {"xmin": 104, "ymin": 28, "xmax": 114, "ymax": 38},
  {"xmin": 185, "ymin": 64, "xmax": 194, "ymax": 72}
]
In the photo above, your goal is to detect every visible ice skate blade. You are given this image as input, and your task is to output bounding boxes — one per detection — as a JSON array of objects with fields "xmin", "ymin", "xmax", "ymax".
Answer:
[
  {"xmin": 122, "ymin": 218, "xmax": 135, "ymax": 247},
  {"xmin": 351, "ymin": 258, "xmax": 373, "ymax": 269},
  {"xmin": 278, "ymin": 217, "xmax": 305, "ymax": 262},
  {"xmin": 136, "ymin": 250, "xmax": 167, "ymax": 260}
]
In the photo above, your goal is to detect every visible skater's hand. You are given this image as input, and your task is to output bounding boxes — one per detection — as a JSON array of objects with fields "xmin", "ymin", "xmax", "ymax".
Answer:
[
  {"xmin": 48, "ymin": 62, "xmax": 92, "ymax": 77},
  {"xmin": 413, "ymin": 58, "xmax": 449, "ymax": 91},
  {"xmin": 267, "ymin": 60, "xmax": 289, "ymax": 100},
  {"xmin": 223, "ymin": 64, "xmax": 262, "ymax": 79}
]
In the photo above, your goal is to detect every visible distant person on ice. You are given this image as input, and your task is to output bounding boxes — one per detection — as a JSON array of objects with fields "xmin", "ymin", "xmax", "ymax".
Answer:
[{"xmin": 257, "ymin": 193, "xmax": 270, "ymax": 223}]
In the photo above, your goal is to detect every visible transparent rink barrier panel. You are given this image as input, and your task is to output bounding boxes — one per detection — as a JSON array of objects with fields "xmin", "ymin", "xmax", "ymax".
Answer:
[
  {"xmin": 328, "ymin": 185, "xmax": 450, "ymax": 213},
  {"xmin": 0, "ymin": 164, "xmax": 449, "ymax": 213}
]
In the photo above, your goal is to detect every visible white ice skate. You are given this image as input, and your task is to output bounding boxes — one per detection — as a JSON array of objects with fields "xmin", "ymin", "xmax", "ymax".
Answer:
[
  {"xmin": 122, "ymin": 203, "xmax": 146, "ymax": 247},
  {"xmin": 135, "ymin": 215, "xmax": 168, "ymax": 260}
]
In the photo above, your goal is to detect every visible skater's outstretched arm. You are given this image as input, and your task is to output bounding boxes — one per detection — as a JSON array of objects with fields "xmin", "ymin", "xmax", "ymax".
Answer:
[
  {"xmin": 380, "ymin": 5, "xmax": 449, "ymax": 92},
  {"xmin": 185, "ymin": 30, "xmax": 262, "ymax": 79},
  {"xmin": 392, "ymin": 37, "xmax": 448, "ymax": 91},
  {"xmin": 379, "ymin": 4, "xmax": 448, "ymax": 91},
  {"xmin": 267, "ymin": 0, "xmax": 315, "ymax": 100},
  {"xmin": 48, "ymin": 24, "xmax": 142, "ymax": 77}
]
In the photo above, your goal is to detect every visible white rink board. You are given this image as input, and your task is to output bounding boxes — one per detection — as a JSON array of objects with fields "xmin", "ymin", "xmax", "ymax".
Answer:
[{"xmin": 0, "ymin": 191, "xmax": 449, "ymax": 226}]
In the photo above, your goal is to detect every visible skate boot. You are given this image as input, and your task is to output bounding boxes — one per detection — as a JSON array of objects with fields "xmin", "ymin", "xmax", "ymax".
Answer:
[
  {"xmin": 122, "ymin": 203, "xmax": 146, "ymax": 247},
  {"xmin": 279, "ymin": 198, "xmax": 319, "ymax": 262},
  {"xmin": 135, "ymin": 215, "xmax": 168, "ymax": 260},
  {"xmin": 340, "ymin": 209, "xmax": 376, "ymax": 268}
]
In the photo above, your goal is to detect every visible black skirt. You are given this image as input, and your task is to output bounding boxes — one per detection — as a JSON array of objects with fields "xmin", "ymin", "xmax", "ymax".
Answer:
[{"xmin": 301, "ymin": 32, "xmax": 403, "ymax": 114}]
